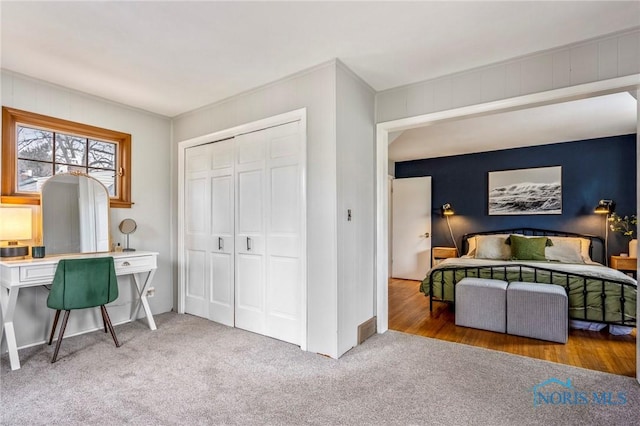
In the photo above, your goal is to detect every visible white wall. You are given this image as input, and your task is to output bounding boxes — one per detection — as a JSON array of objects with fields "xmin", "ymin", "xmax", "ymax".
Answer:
[
  {"xmin": 377, "ymin": 28, "xmax": 640, "ymax": 122},
  {"xmin": 1, "ymin": 70, "xmax": 172, "ymax": 349},
  {"xmin": 173, "ymin": 62, "xmax": 341, "ymax": 357},
  {"xmin": 336, "ymin": 62, "xmax": 375, "ymax": 355}
]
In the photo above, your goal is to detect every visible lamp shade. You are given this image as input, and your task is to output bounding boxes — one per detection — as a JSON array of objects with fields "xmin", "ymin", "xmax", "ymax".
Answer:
[
  {"xmin": 0, "ymin": 207, "xmax": 32, "ymax": 241},
  {"xmin": 441, "ymin": 203, "xmax": 455, "ymax": 217},
  {"xmin": 594, "ymin": 199, "xmax": 615, "ymax": 215}
]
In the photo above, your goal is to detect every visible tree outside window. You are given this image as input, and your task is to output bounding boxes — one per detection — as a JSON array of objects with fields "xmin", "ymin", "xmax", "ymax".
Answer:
[{"xmin": 2, "ymin": 107, "xmax": 132, "ymax": 207}]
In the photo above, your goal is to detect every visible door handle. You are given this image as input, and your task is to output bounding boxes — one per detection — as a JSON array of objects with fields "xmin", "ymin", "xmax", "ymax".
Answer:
[
  {"xmin": 247, "ymin": 237, "xmax": 252, "ymax": 251},
  {"xmin": 218, "ymin": 237, "xmax": 223, "ymax": 250},
  {"xmin": 421, "ymin": 232, "xmax": 430, "ymax": 238}
]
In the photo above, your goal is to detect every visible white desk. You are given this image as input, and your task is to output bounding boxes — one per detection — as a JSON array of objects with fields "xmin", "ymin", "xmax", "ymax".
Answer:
[{"xmin": 0, "ymin": 251, "xmax": 158, "ymax": 370}]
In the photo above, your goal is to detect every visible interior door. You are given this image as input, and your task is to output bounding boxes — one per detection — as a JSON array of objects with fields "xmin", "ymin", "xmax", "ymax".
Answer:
[
  {"xmin": 208, "ymin": 139, "xmax": 235, "ymax": 326},
  {"xmin": 391, "ymin": 176, "xmax": 432, "ymax": 280},
  {"xmin": 184, "ymin": 143, "xmax": 211, "ymax": 318},
  {"xmin": 234, "ymin": 129, "xmax": 267, "ymax": 336},
  {"xmin": 183, "ymin": 120, "xmax": 303, "ymax": 345},
  {"xmin": 234, "ymin": 122, "xmax": 303, "ymax": 345},
  {"xmin": 184, "ymin": 139, "xmax": 235, "ymax": 325},
  {"xmin": 263, "ymin": 122, "xmax": 303, "ymax": 345}
]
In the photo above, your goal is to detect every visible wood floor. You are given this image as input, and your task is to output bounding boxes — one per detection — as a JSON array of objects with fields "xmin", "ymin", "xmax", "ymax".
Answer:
[{"xmin": 388, "ymin": 278, "xmax": 637, "ymax": 377}]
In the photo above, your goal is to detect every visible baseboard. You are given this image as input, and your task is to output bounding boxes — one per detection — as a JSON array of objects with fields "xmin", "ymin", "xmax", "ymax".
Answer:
[{"xmin": 357, "ymin": 316, "xmax": 377, "ymax": 345}]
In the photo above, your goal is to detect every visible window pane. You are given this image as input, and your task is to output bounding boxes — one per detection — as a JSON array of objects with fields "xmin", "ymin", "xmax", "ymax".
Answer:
[
  {"xmin": 89, "ymin": 168, "xmax": 116, "ymax": 196},
  {"xmin": 55, "ymin": 164, "xmax": 85, "ymax": 174},
  {"xmin": 17, "ymin": 126, "xmax": 53, "ymax": 161},
  {"xmin": 55, "ymin": 133, "xmax": 86, "ymax": 166},
  {"xmin": 18, "ymin": 160, "xmax": 52, "ymax": 192},
  {"xmin": 88, "ymin": 140, "xmax": 116, "ymax": 169},
  {"xmin": 3, "ymin": 108, "xmax": 131, "ymax": 207}
]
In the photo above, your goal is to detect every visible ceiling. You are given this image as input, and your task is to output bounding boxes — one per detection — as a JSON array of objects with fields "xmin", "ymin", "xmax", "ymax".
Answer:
[
  {"xmin": 388, "ymin": 92, "xmax": 639, "ymax": 162},
  {"xmin": 2, "ymin": 1, "xmax": 640, "ymax": 118}
]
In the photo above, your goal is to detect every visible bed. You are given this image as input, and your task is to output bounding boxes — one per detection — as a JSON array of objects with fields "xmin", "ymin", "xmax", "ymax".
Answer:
[{"xmin": 420, "ymin": 228, "xmax": 637, "ymax": 328}]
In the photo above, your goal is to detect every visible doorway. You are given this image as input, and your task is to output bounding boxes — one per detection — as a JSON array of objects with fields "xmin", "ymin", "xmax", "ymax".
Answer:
[
  {"xmin": 377, "ymin": 76, "xmax": 640, "ymax": 380},
  {"xmin": 390, "ymin": 176, "xmax": 432, "ymax": 280}
]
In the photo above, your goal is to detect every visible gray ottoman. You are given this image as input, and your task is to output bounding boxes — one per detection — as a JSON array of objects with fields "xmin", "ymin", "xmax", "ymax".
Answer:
[
  {"xmin": 507, "ymin": 282, "xmax": 568, "ymax": 343},
  {"xmin": 455, "ymin": 278, "xmax": 508, "ymax": 333}
]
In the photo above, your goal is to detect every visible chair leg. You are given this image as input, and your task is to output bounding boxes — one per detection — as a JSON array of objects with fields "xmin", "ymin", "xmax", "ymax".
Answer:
[
  {"xmin": 101, "ymin": 307, "xmax": 108, "ymax": 333},
  {"xmin": 48, "ymin": 310, "xmax": 61, "ymax": 345},
  {"xmin": 101, "ymin": 305, "xmax": 121, "ymax": 348},
  {"xmin": 51, "ymin": 310, "xmax": 71, "ymax": 363}
]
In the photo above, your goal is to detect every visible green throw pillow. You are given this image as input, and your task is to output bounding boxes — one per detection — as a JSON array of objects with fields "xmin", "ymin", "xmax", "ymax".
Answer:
[
  {"xmin": 505, "ymin": 235, "xmax": 553, "ymax": 246},
  {"xmin": 509, "ymin": 234, "xmax": 551, "ymax": 261}
]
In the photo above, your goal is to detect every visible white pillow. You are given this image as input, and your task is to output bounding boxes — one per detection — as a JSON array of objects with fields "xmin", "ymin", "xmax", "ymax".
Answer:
[
  {"xmin": 475, "ymin": 234, "xmax": 511, "ymax": 260},
  {"xmin": 578, "ymin": 238, "xmax": 594, "ymax": 262},
  {"xmin": 466, "ymin": 236, "xmax": 477, "ymax": 256},
  {"xmin": 545, "ymin": 236, "xmax": 585, "ymax": 263}
]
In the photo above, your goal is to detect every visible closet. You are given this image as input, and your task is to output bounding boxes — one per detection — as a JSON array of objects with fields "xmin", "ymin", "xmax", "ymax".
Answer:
[{"xmin": 183, "ymin": 120, "xmax": 304, "ymax": 346}]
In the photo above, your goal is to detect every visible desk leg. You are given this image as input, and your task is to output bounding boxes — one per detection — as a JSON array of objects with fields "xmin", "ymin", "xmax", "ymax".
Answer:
[
  {"xmin": 131, "ymin": 270, "xmax": 157, "ymax": 331},
  {"xmin": 0, "ymin": 287, "xmax": 21, "ymax": 370}
]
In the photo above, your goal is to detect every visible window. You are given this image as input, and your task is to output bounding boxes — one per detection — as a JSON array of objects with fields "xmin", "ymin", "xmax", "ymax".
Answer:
[{"xmin": 2, "ymin": 107, "xmax": 132, "ymax": 207}]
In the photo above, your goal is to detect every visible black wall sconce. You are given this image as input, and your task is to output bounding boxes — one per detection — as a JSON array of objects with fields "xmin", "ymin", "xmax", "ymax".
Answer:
[
  {"xmin": 441, "ymin": 203, "xmax": 458, "ymax": 255},
  {"xmin": 441, "ymin": 203, "xmax": 455, "ymax": 217},
  {"xmin": 594, "ymin": 199, "xmax": 615, "ymax": 265}
]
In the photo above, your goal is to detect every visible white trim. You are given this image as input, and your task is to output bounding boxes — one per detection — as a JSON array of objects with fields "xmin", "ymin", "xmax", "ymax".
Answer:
[
  {"xmin": 177, "ymin": 108, "xmax": 308, "ymax": 351},
  {"xmin": 636, "ymin": 88, "xmax": 640, "ymax": 385},
  {"xmin": 376, "ymin": 74, "xmax": 640, "ymax": 340}
]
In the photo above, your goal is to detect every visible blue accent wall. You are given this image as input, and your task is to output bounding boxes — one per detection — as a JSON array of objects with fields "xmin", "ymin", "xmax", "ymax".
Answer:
[{"xmin": 395, "ymin": 134, "xmax": 637, "ymax": 259}]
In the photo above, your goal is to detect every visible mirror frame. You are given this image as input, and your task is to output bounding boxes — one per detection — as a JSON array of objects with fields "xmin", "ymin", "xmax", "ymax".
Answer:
[
  {"xmin": 40, "ymin": 171, "xmax": 112, "ymax": 255},
  {"xmin": 119, "ymin": 218, "xmax": 137, "ymax": 234}
]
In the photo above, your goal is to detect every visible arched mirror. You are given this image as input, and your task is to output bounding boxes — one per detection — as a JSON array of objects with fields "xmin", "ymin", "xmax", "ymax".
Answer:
[{"xmin": 41, "ymin": 172, "xmax": 111, "ymax": 255}]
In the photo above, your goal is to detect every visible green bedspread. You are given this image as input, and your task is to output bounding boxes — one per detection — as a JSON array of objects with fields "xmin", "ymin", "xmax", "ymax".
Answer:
[{"xmin": 421, "ymin": 258, "xmax": 637, "ymax": 325}]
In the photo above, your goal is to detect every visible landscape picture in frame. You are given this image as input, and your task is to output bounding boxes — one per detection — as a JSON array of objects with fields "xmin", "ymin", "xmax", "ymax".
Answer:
[{"xmin": 488, "ymin": 166, "xmax": 562, "ymax": 215}]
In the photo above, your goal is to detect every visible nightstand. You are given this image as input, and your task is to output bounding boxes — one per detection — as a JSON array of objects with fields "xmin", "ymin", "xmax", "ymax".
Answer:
[
  {"xmin": 609, "ymin": 256, "xmax": 637, "ymax": 279},
  {"xmin": 432, "ymin": 246, "xmax": 458, "ymax": 266}
]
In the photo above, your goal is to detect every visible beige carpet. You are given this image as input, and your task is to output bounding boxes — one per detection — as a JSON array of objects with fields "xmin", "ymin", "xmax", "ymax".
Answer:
[{"xmin": 1, "ymin": 312, "xmax": 639, "ymax": 425}]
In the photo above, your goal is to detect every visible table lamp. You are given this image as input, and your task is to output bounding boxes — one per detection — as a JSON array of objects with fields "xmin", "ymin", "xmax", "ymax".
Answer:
[{"xmin": 0, "ymin": 207, "xmax": 32, "ymax": 258}]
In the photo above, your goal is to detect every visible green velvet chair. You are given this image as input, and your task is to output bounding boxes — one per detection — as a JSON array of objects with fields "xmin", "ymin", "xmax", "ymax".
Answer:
[{"xmin": 47, "ymin": 257, "xmax": 121, "ymax": 363}]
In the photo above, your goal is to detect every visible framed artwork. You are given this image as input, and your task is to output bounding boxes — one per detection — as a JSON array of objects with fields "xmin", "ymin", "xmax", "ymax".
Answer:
[{"xmin": 488, "ymin": 166, "xmax": 562, "ymax": 215}]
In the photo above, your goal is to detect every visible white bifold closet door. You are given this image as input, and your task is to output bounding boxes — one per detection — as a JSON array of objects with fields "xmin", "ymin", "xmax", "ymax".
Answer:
[
  {"xmin": 184, "ymin": 139, "xmax": 235, "ymax": 326},
  {"xmin": 184, "ymin": 121, "xmax": 303, "ymax": 346}
]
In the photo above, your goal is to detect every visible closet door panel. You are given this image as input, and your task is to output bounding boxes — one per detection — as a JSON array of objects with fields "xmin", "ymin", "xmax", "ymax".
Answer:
[
  {"xmin": 209, "ymin": 251, "xmax": 233, "ymax": 324},
  {"xmin": 185, "ymin": 140, "xmax": 236, "ymax": 326},
  {"xmin": 237, "ymin": 170, "xmax": 263, "ymax": 233},
  {"xmin": 270, "ymin": 165, "xmax": 299, "ymax": 235},
  {"xmin": 211, "ymin": 176, "xmax": 233, "ymax": 234},
  {"xmin": 185, "ymin": 250, "xmax": 209, "ymax": 318},
  {"xmin": 208, "ymin": 156, "xmax": 235, "ymax": 326},
  {"xmin": 270, "ymin": 132, "xmax": 299, "ymax": 159},
  {"xmin": 235, "ymin": 131, "xmax": 266, "ymax": 335},
  {"xmin": 186, "ymin": 174, "xmax": 208, "ymax": 236},
  {"xmin": 235, "ymin": 253, "xmax": 265, "ymax": 334},
  {"xmin": 211, "ymin": 138, "xmax": 234, "ymax": 168},
  {"xmin": 264, "ymin": 121, "xmax": 303, "ymax": 345},
  {"xmin": 184, "ymin": 144, "xmax": 211, "ymax": 318},
  {"xmin": 237, "ymin": 131, "xmax": 266, "ymax": 164},
  {"xmin": 267, "ymin": 257, "xmax": 300, "ymax": 343}
]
